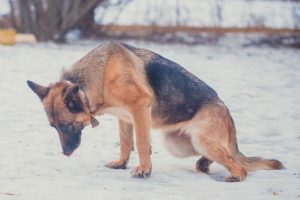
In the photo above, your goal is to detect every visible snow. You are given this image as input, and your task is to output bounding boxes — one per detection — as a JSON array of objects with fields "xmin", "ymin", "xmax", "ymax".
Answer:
[
  {"xmin": 0, "ymin": 40, "xmax": 299, "ymax": 200},
  {"xmin": 0, "ymin": 0, "xmax": 9, "ymax": 16},
  {"xmin": 95, "ymin": 0, "xmax": 298, "ymax": 29},
  {"xmin": 0, "ymin": 0, "xmax": 297, "ymax": 28}
]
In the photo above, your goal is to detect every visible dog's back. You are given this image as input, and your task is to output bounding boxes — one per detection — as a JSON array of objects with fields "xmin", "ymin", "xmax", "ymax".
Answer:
[{"xmin": 122, "ymin": 43, "xmax": 219, "ymax": 125}]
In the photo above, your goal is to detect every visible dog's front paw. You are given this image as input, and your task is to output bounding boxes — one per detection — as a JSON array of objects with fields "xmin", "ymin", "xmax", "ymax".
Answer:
[
  {"xmin": 225, "ymin": 176, "xmax": 241, "ymax": 182},
  {"xmin": 105, "ymin": 160, "xmax": 128, "ymax": 169},
  {"xmin": 131, "ymin": 165, "xmax": 152, "ymax": 178}
]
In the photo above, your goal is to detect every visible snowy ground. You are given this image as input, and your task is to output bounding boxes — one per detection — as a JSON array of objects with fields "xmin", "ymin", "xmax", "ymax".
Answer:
[{"xmin": 0, "ymin": 40, "xmax": 299, "ymax": 200}]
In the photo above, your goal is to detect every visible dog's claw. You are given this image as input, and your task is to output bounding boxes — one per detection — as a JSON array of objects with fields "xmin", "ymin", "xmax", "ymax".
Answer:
[
  {"xmin": 105, "ymin": 160, "xmax": 127, "ymax": 169},
  {"xmin": 131, "ymin": 166, "xmax": 152, "ymax": 178}
]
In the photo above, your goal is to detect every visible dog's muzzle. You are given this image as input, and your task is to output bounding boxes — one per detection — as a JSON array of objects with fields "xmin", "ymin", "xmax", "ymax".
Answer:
[{"xmin": 61, "ymin": 131, "xmax": 82, "ymax": 156}]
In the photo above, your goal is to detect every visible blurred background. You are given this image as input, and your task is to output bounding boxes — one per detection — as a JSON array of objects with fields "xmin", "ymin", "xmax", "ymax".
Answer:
[{"xmin": 0, "ymin": 0, "xmax": 299, "ymax": 47}]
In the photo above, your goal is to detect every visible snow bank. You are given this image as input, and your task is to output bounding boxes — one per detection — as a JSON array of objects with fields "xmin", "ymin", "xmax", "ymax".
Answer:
[
  {"xmin": 0, "ymin": 41, "xmax": 299, "ymax": 200},
  {"xmin": 95, "ymin": 0, "xmax": 298, "ymax": 29},
  {"xmin": 1, "ymin": 0, "xmax": 298, "ymax": 29}
]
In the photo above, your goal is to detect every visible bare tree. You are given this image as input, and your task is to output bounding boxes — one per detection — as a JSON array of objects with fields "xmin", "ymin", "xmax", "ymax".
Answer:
[
  {"xmin": 291, "ymin": 1, "xmax": 300, "ymax": 29},
  {"xmin": 211, "ymin": 0, "xmax": 224, "ymax": 26},
  {"xmin": 9, "ymin": 0, "xmax": 105, "ymax": 42}
]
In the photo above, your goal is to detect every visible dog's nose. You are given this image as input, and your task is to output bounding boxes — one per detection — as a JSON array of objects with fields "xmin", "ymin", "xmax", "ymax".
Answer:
[{"xmin": 62, "ymin": 146, "xmax": 74, "ymax": 156}]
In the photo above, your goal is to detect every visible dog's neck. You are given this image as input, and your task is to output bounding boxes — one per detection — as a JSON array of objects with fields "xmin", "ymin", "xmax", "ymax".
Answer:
[
  {"xmin": 61, "ymin": 45, "xmax": 110, "ymax": 115},
  {"xmin": 80, "ymin": 82, "xmax": 104, "ymax": 115},
  {"xmin": 61, "ymin": 68, "xmax": 105, "ymax": 115},
  {"xmin": 61, "ymin": 46, "xmax": 109, "ymax": 115}
]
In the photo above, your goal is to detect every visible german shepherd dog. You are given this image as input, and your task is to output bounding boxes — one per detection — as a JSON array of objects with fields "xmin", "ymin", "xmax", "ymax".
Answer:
[{"xmin": 27, "ymin": 42, "xmax": 283, "ymax": 182}]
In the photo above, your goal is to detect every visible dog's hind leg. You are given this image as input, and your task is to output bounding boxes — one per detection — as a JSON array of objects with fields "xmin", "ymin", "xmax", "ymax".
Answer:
[
  {"xmin": 190, "ymin": 103, "xmax": 247, "ymax": 182},
  {"xmin": 106, "ymin": 120, "xmax": 133, "ymax": 169},
  {"xmin": 195, "ymin": 137, "xmax": 247, "ymax": 182}
]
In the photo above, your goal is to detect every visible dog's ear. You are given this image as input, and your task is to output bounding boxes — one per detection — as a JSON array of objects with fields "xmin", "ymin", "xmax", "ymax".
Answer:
[
  {"xmin": 27, "ymin": 80, "xmax": 49, "ymax": 100},
  {"xmin": 63, "ymin": 84, "xmax": 84, "ymax": 113},
  {"xmin": 90, "ymin": 116, "xmax": 99, "ymax": 128}
]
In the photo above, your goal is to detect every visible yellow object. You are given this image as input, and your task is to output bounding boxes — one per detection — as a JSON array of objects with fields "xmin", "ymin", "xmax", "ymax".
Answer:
[
  {"xmin": 15, "ymin": 33, "xmax": 37, "ymax": 44},
  {"xmin": 0, "ymin": 29, "xmax": 37, "ymax": 45},
  {"xmin": 0, "ymin": 29, "xmax": 16, "ymax": 45}
]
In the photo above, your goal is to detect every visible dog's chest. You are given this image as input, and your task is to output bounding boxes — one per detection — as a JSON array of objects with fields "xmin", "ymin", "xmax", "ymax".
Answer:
[{"xmin": 101, "ymin": 107, "xmax": 132, "ymax": 123}]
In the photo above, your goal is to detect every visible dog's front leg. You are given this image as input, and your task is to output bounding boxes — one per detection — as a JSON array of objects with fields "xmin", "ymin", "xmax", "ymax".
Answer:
[
  {"xmin": 131, "ymin": 106, "xmax": 152, "ymax": 178},
  {"xmin": 106, "ymin": 120, "xmax": 133, "ymax": 169}
]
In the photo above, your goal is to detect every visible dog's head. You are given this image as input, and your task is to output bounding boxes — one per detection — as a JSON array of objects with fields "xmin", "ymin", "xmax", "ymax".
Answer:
[{"xmin": 27, "ymin": 80, "xmax": 99, "ymax": 156}]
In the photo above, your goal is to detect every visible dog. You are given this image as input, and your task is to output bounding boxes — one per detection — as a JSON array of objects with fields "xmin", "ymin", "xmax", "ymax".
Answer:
[{"xmin": 27, "ymin": 42, "xmax": 283, "ymax": 182}]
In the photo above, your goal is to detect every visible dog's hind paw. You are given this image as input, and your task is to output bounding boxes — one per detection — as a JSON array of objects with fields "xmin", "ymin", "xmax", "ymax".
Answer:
[
  {"xmin": 105, "ymin": 160, "xmax": 128, "ymax": 169},
  {"xmin": 196, "ymin": 157, "xmax": 213, "ymax": 174},
  {"xmin": 131, "ymin": 165, "xmax": 152, "ymax": 178}
]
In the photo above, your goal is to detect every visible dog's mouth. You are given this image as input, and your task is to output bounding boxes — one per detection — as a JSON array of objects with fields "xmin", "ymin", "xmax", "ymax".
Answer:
[
  {"xmin": 62, "ymin": 142, "xmax": 80, "ymax": 157},
  {"xmin": 62, "ymin": 149, "xmax": 74, "ymax": 157}
]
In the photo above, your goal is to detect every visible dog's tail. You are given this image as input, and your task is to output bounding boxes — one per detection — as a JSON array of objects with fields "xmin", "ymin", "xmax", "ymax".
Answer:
[
  {"xmin": 224, "ymin": 104, "xmax": 284, "ymax": 172},
  {"xmin": 235, "ymin": 153, "xmax": 284, "ymax": 171}
]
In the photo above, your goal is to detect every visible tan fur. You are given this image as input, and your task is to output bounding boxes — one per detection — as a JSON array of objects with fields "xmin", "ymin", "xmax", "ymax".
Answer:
[
  {"xmin": 159, "ymin": 102, "xmax": 282, "ymax": 181},
  {"xmin": 96, "ymin": 43, "xmax": 154, "ymax": 176},
  {"xmin": 28, "ymin": 42, "xmax": 283, "ymax": 181}
]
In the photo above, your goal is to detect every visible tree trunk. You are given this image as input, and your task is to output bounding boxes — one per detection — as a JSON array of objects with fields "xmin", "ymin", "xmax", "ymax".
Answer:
[
  {"xmin": 10, "ymin": 0, "xmax": 104, "ymax": 42},
  {"xmin": 78, "ymin": 8, "xmax": 96, "ymax": 38}
]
